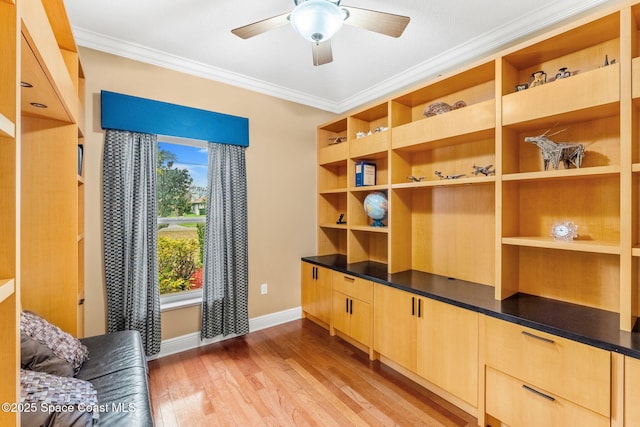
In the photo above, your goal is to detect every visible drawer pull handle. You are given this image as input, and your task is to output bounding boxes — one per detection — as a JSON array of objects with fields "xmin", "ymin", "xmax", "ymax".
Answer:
[
  {"xmin": 521, "ymin": 331, "xmax": 554, "ymax": 344},
  {"xmin": 343, "ymin": 276, "xmax": 355, "ymax": 282},
  {"xmin": 522, "ymin": 384, "xmax": 555, "ymax": 402}
]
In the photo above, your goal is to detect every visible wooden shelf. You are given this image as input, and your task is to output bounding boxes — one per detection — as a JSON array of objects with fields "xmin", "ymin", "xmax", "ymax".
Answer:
[
  {"xmin": 319, "ymin": 188, "xmax": 347, "ymax": 195},
  {"xmin": 392, "ymin": 100, "xmax": 495, "ymax": 151},
  {"xmin": 21, "ymin": 0, "xmax": 78, "ymax": 123},
  {"xmin": 350, "ymin": 225, "xmax": 389, "ymax": 233},
  {"xmin": 0, "ymin": 113, "xmax": 15, "ymax": 137},
  {"xmin": 0, "ymin": 279, "xmax": 14, "ymax": 304},
  {"xmin": 350, "ymin": 131, "xmax": 389, "ymax": 159},
  {"xmin": 502, "ymin": 65, "xmax": 620, "ymax": 127},
  {"xmin": 350, "ymin": 184, "xmax": 388, "ymax": 192},
  {"xmin": 502, "ymin": 236, "xmax": 620, "ymax": 255},
  {"xmin": 392, "ymin": 175, "xmax": 495, "ymax": 189},
  {"xmin": 319, "ymin": 143, "xmax": 348, "ymax": 165},
  {"xmin": 319, "ymin": 223, "xmax": 347, "ymax": 230},
  {"xmin": 502, "ymin": 165, "xmax": 620, "ymax": 182}
]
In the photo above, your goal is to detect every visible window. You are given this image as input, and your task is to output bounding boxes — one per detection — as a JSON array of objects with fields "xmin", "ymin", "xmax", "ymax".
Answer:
[{"xmin": 156, "ymin": 136, "xmax": 208, "ymax": 298}]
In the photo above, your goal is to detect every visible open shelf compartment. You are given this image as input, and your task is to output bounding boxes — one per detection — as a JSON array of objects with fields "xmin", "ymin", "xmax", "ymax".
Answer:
[
  {"xmin": 391, "ymin": 130, "xmax": 495, "ymax": 185},
  {"xmin": 501, "ymin": 177, "xmax": 620, "ymax": 251},
  {"xmin": 389, "ymin": 185, "xmax": 495, "ymax": 285},
  {"xmin": 501, "ymin": 112, "xmax": 621, "ymax": 176},
  {"xmin": 318, "ymin": 117, "xmax": 348, "ymax": 165},
  {"xmin": 348, "ymin": 102, "xmax": 390, "ymax": 158},
  {"xmin": 501, "ymin": 245, "xmax": 620, "ymax": 313},
  {"xmin": 391, "ymin": 61, "xmax": 495, "ymax": 142},
  {"xmin": 501, "ymin": 11, "xmax": 620, "ymax": 96}
]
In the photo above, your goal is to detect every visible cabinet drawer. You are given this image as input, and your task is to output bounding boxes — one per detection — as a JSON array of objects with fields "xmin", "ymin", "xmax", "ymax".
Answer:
[
  {"xmin": 486, "ymin": 367, "xmax": 608, "ymax": 427},
  {"xmin": 484, "ymin": 316, "xmax": 610, "ymax": 417},
  {"xmin": 332, "ymin": 272, "xmax": 372, "ymax": 303}
]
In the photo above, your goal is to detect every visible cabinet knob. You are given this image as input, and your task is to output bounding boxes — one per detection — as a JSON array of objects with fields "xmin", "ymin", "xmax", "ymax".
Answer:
[{"xmin": 78, "ymin": 298, "xmax": 85, "ymax": 306}]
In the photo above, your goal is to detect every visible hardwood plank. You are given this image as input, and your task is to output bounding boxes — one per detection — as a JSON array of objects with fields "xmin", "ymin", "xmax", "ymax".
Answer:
[{"xmin": 148, "ymin": 319, "xmax": 479, "ymax": 426}]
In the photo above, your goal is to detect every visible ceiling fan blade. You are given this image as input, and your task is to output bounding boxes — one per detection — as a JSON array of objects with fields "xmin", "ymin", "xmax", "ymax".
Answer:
[
  {"xmin": 312, "ymin": 40, "xmax": 333, "ymax": 66},
  {"xmin": 342, "ymin": 6, "xmax": 410, "ymax": 38},
  {"xmin": 231, "ymin": 12, "xmax": 290, "ymax": 39}
]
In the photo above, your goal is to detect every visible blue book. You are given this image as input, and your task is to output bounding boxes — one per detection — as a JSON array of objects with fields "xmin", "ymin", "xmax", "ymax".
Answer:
[{"xmin": 355, "ymin": 161, "xmax": 376, "ymax": 187}]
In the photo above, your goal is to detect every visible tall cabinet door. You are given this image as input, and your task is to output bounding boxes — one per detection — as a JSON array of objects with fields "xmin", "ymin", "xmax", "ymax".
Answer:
[
  {"xmin": 301, "ymin": 261, "xmax": 316, "ymax": 316},
  {"xmin": 301, "ymin": 262, "xmax": 332, "ymax": 326},
  {"xmin": 315, "ymin": 266, "xmax": 332, "ymax": 325},
  {"xmin": 417, "ymin": 299, "xmax": 478, "ymax": 407},
  {"xmin": 373, "ymin": 283, "xmax": 417, "ymax": 372}
]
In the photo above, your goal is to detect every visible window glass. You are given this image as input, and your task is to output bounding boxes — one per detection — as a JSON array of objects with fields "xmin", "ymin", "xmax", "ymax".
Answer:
[{"xmin": 157, "ymin": 137, "xmax": 208, "ymax": 296}]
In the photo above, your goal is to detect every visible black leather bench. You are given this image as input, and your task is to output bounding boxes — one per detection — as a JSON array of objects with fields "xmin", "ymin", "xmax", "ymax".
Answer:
[{"xmin": 77, "ymin": 331, "xmax": 154, "ymax": 426}]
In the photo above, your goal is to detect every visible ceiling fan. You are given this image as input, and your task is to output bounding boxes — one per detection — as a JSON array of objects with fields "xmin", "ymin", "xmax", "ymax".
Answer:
[{"xmin": 231, "ymin": 0, "xmax": 410, "ymax": 66}]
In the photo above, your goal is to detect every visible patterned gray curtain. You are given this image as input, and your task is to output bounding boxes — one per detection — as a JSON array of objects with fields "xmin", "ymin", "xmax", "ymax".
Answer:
[
  {"xmin": 103, "ymin": 130, "xmax": 161, "ymax": 356},
  {"xmin": 201, "ymin": 143, "xmax": 249, "ymax": 339}
]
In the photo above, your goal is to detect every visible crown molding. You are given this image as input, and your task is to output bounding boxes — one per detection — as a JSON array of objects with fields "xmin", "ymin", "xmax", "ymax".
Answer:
[
  {"xmin": 73, "ymin": 0, "xmax": 611, "ymax": 115},
  {"xmin": 73, "ymin": 27, "xmax": 341, "ymax": 112},
  {"xmin": 336, "ymin": 0, "xmax": 612, "ymax": 112}
]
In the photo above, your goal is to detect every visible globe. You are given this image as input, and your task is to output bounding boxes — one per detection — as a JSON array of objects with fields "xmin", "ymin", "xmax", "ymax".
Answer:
[{"xmin": 363, "ymin": 192, "xmax": 388, "ymax": 227}]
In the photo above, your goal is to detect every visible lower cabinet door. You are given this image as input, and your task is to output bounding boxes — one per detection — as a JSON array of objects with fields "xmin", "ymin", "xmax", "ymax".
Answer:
[
  {"xmin": 315, "ymin": 266, "xmax": 332, "ymax": 325},
  {"xmin": 625, "ymin": 356, "xmax": 640, "ymax": 426},
  {"xmin": 373, "ymin": 284, "xmax": 417, "ymax": 372},
  {"xmin": 485, "ymin": 367, "xmax": 608, "ymax": 427},
  {"xmin": 417, "ymin": 299, "xmax": 478, "ymax": 406},
  {"xmin": 332, "ymin": 291, "xmax": 350, "ymax": 334},
  {"xmin": 349, "ymin": 297, "xmax": 371, "ymax": 347}
]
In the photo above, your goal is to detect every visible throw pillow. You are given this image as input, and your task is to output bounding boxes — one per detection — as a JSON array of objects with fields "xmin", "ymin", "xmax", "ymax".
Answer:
[
  {"xmin": 21, "ymin": 332, "xmax": 75, "ymax": 377},
  {"xmin": 21, "ymin": 369, "xmax": 99, "ymax": 426},
  {"xmin": 20, "ymin": 311, "xmax": 89, "ymax": 375}
]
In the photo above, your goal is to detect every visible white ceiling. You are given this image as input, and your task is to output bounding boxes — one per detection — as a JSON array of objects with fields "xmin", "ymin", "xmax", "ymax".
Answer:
[{"xmin": 64, "ymin": 0, "xmax": 613, "ymax": 113}]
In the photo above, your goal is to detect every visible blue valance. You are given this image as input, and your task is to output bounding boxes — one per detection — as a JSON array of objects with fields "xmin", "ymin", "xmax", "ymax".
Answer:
[{"xmin": 100, "ymin": 90, "xmax": 249, "ymax": 147}]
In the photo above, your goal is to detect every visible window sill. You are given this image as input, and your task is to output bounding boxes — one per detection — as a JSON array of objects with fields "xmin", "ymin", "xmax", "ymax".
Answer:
[{"xmin": 160, "ymin": 289, "xmax": 203, "ymax": 312}]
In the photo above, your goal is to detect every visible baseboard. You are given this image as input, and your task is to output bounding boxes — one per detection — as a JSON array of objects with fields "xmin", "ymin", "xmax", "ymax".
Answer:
[{"xmin": 148, "ymin": 306, "xmax": 302, "ymax": 360}]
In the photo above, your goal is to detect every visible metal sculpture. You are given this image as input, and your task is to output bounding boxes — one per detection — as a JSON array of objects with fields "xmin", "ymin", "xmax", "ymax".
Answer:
[
  {"xmin": 471, "ymin": 164, "xmax": 495, "ymax": 176},
  {"xmin": 423, "ymin": 100, "xmax": 467, "ymax": 118},
  {"xmin": 524, "ymin": 129, "xmax": 585, "ymax": 171},
  {"xmin": 435, "ymin": 171, "xmax": 465, "ymax": 180}
]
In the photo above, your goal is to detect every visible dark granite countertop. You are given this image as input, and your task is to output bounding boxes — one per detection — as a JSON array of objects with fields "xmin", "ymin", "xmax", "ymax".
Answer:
[{"xmin": 302, "ymin": 254, "xmax": 640, "ymax": 359}]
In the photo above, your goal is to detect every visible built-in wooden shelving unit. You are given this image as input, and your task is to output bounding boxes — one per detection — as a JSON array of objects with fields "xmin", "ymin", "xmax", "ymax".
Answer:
[{"xmin": 315, "ymin": 1, "xmax": 639, "ymax": 332}]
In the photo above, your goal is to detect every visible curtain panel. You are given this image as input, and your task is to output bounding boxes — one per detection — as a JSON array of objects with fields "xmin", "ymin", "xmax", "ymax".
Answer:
[
  {"xmin": 201, "ymin": 143, "xmax": 249, "ymax": 339},
  {"xmin": 103, "ymin": 130, "xmax": 161, "ymax": 356}
]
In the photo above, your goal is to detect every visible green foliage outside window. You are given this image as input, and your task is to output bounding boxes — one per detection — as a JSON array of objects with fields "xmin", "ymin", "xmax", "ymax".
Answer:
[
  {"xmin": 158, "ymin": 236, "xmax": 202, "ymax": 294},
  {"xmin": 157, "ymin": 149, "xmax": 194, "ymax": 217},
  {"xmin": 196, "ymin": 223, "xmax": 205, "ymax": 265}
]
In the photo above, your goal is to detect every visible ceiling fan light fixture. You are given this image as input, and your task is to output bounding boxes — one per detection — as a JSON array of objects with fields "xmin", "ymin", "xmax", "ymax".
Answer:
[{"xmin": 290, "ymin": 0, "xmax": 345, "ymax": 43}]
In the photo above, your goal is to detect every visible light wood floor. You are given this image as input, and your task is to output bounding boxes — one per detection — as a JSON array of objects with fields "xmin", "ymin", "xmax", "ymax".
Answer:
[{"xmin": 148, "ymin": 319, "xmax": 479, "ymax": 426}]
